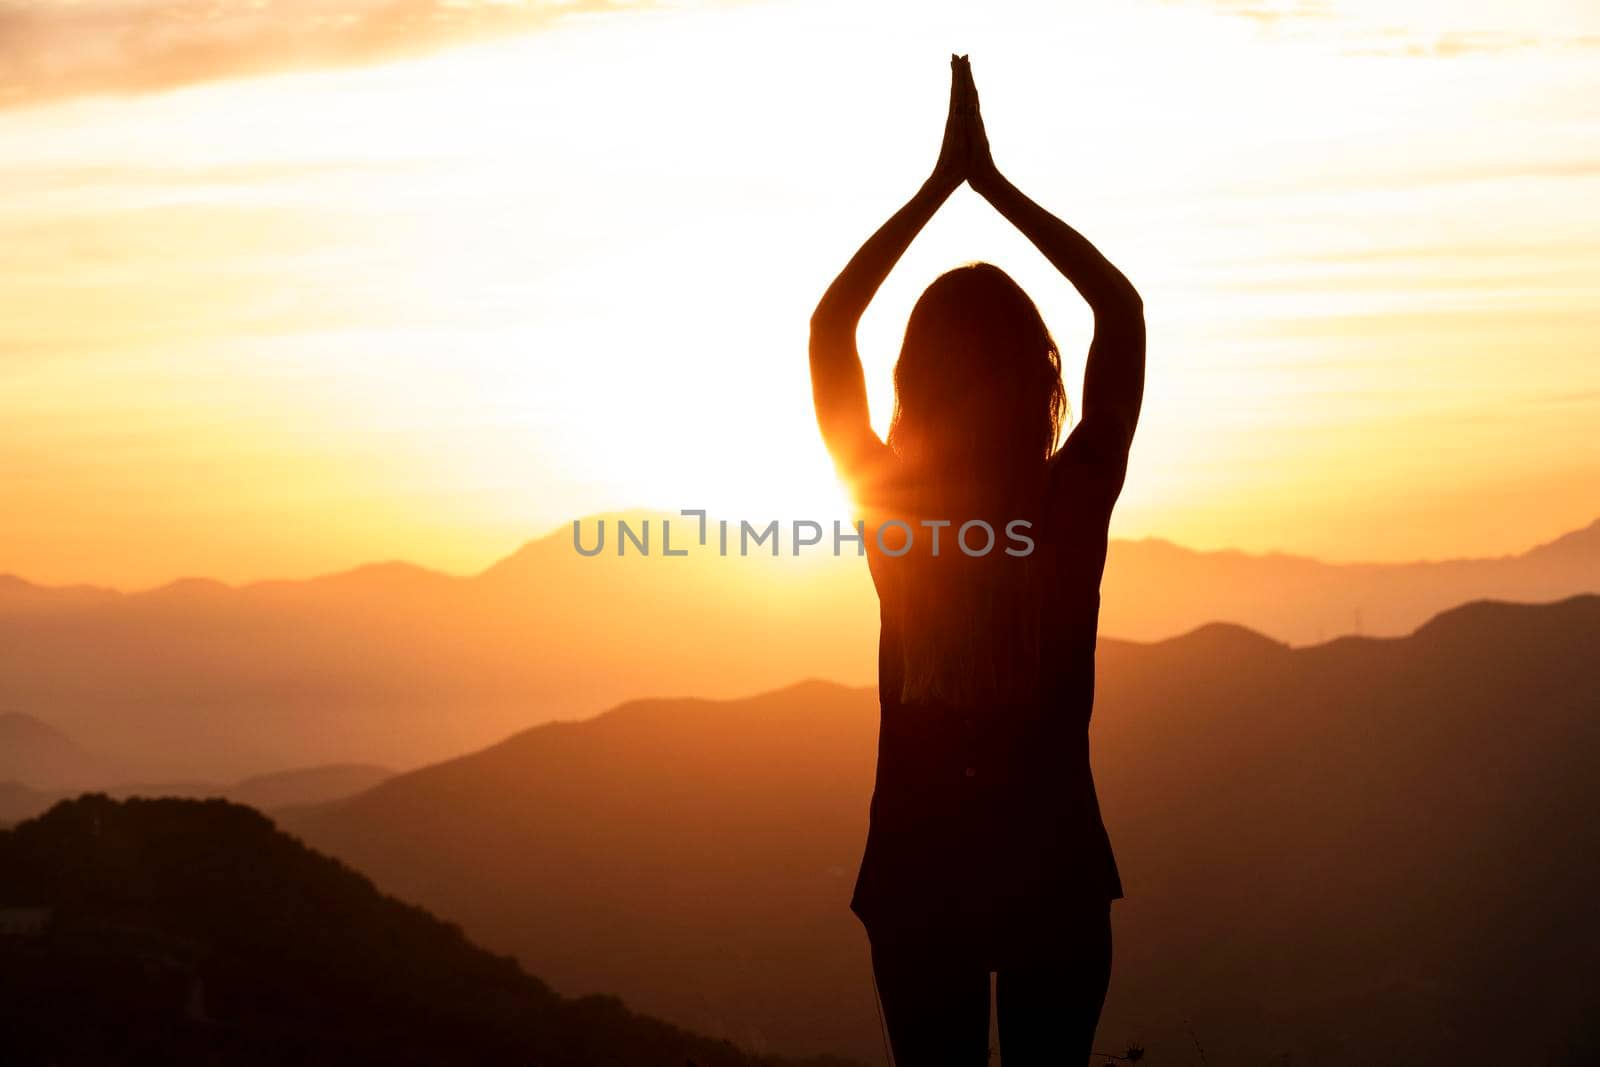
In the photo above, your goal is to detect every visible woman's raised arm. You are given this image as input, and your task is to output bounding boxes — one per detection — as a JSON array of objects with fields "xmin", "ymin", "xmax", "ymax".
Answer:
[
  {"xmin": 958, "ymin": 59, "xmax": 1145, "ymax": 475},
  {"xmin": 809, "ymin": 57, "xmax": 969, "ymax": 480}
]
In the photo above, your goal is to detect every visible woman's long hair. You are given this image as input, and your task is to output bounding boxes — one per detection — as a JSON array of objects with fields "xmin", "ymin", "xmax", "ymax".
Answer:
[{"xmin": 883, "ymin": 262, "xmax": 1069, "ymax": 708}]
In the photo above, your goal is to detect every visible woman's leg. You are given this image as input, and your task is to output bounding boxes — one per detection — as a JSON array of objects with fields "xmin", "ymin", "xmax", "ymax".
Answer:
[
  {"xmin": 868, "ymin": 935, "xmax": 991, "ymax": 1066},
  {"xmin": 993, "ymin": 904, "xmax": 1113, "ymax": 1066}
]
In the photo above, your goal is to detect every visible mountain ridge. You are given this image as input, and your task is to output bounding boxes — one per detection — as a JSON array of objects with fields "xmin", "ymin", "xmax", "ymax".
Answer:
[
  {"xmin": 0, "ymin": 760, "xmax": 397, "ymax": 826},
  {"xmin": 1, "ymin": 502, "xmax": 1594, "ymax": 780},
  {"xmin": 4, "ymin": 510, "xmax": 1594, "ymax": 597},
  {"xmin": 0, "ymin": 794, "xmax": 856, "ymax": 1067},
  {"xmin": 280, "ymin": 593, "xmax": 1600, "ymax": 1065}
]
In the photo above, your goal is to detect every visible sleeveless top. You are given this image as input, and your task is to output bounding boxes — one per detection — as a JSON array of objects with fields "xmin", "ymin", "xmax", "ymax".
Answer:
[{"xmin": 847, "ymin": 451, "xmax": 1124, "ymax": 965}]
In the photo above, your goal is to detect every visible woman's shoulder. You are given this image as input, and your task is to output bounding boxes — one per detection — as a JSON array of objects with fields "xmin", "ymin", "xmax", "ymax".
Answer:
[{"xmin": 1045, "ymin": 425, "xmax": 1128, "ymax": 530}]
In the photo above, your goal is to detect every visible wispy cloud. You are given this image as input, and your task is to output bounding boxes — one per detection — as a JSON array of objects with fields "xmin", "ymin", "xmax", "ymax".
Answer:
[
  {"xmin": 1202, "ymin": 0, "xmax": 1336, "ymax": 28},
  {"xmin": 0, "ymin": 0, "xmax": 687, "ymax": 109},
  {"xmin": 1345, "ymin": 29, "xmax": 1560, "ymax": 59},
  {"xmin": 1164, "ymin": 0, "xmax": 1600, "ymax": 57}
]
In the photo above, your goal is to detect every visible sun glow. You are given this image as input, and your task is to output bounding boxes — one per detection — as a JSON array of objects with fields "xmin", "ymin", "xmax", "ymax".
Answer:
[{"xmin": 1, "ymin": 0, "xmax": 1597, "ymax": 587}]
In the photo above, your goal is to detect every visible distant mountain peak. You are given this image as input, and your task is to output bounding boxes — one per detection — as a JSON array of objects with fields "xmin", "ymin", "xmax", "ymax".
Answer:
[
  {"xmin": 1152, "ymin": 620, "xmax": 1290, "ymax": 657},
  {"xmin": 480, "ymin": 508, "xmax": 688, "ymax": 579},
  {"xmin": 147, "ymin": 576, "xmax": 232, "ymax": 598},
  {"xmin": 1522, "ymin": 516, "xmax": 1600, "ymax": 561},
  {"xmin": 1411, "ymin": 593, "xmax": 1600, "ymax": 645},
  {"xmin": 301, "ymin": 560, "xmax": 451, "ymax": 591},
  {"xmin": 0, "ymin": 710, "xmax": 69, "ymax": 743},
  {"xmin": 0, "ymin": 712, "xmax": 105, "ymax": 792}
]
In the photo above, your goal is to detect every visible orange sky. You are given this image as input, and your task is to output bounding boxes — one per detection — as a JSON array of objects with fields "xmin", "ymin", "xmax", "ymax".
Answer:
[{"xmin": 2, "ymin": 0, "xmax": 1597, "ymax": 589}]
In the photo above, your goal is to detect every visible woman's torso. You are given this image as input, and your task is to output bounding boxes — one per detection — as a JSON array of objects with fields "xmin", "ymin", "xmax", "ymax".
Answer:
[{"xmin": 848, "ymin": 452, "xmax": 1124, "ymax": 958}]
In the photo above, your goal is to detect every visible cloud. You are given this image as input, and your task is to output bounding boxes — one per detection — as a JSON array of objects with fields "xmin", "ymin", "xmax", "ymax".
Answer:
[
  {"xmin": 1344, "ymin": 28, "xmax": 1549, "ymax": 58},
  {"xmin": 1203, "ymin": 0, "xmax": 1336, "ymax": 27},
  {"xmin": 1162, "ymin": 0, "xmax": 1600, "ymax": 58},
  {"xmin": 0, "ymin": 0, "xmax": 682, "ymax": 109}
]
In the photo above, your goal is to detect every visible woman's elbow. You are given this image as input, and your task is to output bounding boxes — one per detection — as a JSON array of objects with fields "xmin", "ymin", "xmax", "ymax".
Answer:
[
  {"xmin": 1094, "ymin": 294, "xmax": 1144, "ymax": 340},
  {"xmin": 1110, "ymin": 280, "xmax": 1143, "ymax": 322},
  {"xmin": 1088, "ymin": 275, "xmax": 1142, "ymax": 327},
  {"xmin": 809, "ymin": 308, "xmax": 856, "ymax": 344}
]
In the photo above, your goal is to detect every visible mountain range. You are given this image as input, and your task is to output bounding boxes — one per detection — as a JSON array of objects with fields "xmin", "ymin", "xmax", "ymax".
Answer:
[
  {"xmin": 278, "ymin": 594, "xmax": 1600, "ymax": 1065},
  {"xmin": 1, "ymin": 512, "xmax": 1594, "ymax": 781}
]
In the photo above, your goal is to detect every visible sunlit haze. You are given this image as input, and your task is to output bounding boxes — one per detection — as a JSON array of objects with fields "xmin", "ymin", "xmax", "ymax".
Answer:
[{"xmin": 3, "ymin": 0, "xmax": 1597, "ymax": 588}]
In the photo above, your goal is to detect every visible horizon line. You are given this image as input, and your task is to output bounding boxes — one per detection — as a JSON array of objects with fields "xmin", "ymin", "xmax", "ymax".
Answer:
[{"xmin": 2, "ymin": 509, "xmax": 1595, "ymax": 598}]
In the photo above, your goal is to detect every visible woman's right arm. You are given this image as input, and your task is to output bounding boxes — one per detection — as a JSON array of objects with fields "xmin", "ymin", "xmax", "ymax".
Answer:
[
  {"xmin": 958, "ymin": 59, "xmax": 1145, "ymax": 479},
  {"xmin": 977, "ymin": 170, "xmax": 1145, "ymax": 466}
]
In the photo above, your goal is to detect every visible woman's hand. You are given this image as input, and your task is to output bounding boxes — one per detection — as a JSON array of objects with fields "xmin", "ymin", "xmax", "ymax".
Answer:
[
  {"xmin": 956, "ymin": 56, "xmax": 1001, "ymax": 195},
  {"xmin": 930, "ymin": 54, "xmax": 1000, "ymax": 196},
  {"xmin": 929, "ymin": 53, "xmax": 969, "ymax": 195}
]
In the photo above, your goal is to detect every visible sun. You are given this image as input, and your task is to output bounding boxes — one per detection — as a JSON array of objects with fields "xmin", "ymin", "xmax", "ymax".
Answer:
[{"xmin": 618, "ymin": 418, "xmax": 859, "ymax": 533}]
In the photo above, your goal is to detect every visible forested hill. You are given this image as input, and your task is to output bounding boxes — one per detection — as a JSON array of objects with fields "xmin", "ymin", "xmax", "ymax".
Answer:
[{"xmin": 0, "ymin": 795, "xmax": 858, "ymax": 1067}]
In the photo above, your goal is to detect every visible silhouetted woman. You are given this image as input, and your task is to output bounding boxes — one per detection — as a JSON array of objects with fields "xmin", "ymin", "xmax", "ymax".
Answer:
[{"xmin": 808, "ymin": 56, "xmax": 1144, "ymax": 1065}]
